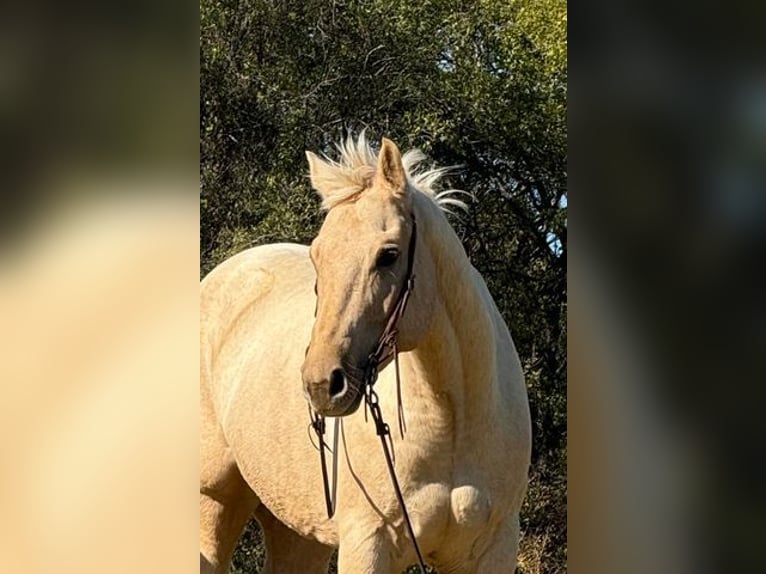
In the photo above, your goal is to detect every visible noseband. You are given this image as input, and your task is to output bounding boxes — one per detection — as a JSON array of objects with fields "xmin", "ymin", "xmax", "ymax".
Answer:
[{"xmin": 308, "ymin": 213, "xmax": 427, "ymax": 572}]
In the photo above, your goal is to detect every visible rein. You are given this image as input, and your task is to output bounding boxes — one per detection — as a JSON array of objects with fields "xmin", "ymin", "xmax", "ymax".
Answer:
[{"xmin": 309, "ymin": 214, "xmax": 427, "ymax": 573}]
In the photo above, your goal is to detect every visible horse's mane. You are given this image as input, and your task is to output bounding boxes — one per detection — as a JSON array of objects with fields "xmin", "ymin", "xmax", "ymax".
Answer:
[{"xmin": 313, "ymin": 132, "xmax": 470, "ymax": 213}]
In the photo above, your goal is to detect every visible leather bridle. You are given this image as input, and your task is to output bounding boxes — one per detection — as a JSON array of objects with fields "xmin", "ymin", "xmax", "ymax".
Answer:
[{"xmin": 308, "ymin": 213, "xmax": 427, "ymax": 572}]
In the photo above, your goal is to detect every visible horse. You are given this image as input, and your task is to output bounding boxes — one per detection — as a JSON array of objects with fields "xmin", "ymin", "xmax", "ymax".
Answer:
[{"xmin": 200, "ymin": 134, "xmax": 532, "ymax": 573}]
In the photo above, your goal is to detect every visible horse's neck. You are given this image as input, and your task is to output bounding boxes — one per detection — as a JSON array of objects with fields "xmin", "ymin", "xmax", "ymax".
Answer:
[{"xmin": 405, "ymin": 200, "xmax": 499, "ymax": 449}]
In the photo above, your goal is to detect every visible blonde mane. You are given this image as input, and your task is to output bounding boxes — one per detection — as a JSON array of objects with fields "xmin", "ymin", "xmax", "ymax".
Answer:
[{"xmin": 311, "ymin": 133, "xmax": 470, "ymax": 213}]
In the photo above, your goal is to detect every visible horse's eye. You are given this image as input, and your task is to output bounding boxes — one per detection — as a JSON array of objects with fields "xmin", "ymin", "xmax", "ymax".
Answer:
[{"xmin": 376, "ymin": 248, "xmax": 400, "ymax": 268}]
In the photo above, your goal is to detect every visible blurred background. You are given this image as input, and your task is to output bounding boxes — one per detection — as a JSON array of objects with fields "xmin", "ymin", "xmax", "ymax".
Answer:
[
  {"xmin": 571, "ymin": 1, "xmax": 766, "ymax": 573},
  {"xmin": 200, "ymin": 1, "xmax": 566, "ymax": 572},
  {"xmin": 0, "ymin": 0, "xmax": 199, "ymax": 572}
]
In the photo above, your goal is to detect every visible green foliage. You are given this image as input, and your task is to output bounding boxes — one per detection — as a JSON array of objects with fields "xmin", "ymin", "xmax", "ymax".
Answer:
[{"xmin": 201, "ymin": 0, "xmax": 566, "ymax": 572}]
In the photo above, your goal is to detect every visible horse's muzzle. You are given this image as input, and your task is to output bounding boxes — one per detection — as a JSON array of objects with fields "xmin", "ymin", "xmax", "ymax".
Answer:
[{"xmin": 303, "ymin": 367, "xmax": 364, "ymax": 417}]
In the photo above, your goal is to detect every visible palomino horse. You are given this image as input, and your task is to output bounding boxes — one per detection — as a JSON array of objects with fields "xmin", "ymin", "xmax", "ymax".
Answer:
[{"xmin": 200, "ymin": 135, "xmax": 531, "ymax": 573}]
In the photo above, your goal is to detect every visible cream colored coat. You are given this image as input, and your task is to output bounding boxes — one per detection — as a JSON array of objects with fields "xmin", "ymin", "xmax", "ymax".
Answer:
[{"xmin": 200, "ymin": 137, "xmax": 531, "ymax": 574}]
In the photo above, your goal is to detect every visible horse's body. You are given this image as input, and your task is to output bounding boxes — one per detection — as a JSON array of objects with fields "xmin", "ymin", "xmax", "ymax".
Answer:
[{"xmin": 200, "ymin": 136, "xmax": 531, "ymax": 573}]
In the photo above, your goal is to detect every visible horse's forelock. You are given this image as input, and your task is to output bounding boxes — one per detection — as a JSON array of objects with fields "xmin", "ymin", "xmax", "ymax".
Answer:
[{"xmin": 312, "ymin": 133, "xmax": 467, "ymax": 213}]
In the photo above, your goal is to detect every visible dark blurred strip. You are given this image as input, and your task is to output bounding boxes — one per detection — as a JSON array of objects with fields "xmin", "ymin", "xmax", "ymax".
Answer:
[
  {"xmin": 0, "ymin": 0, "xmax": 198, "ymax": 242},
  {"xmin": 571, "ymin": 1, "xmax": 766, "ymax": 572}
]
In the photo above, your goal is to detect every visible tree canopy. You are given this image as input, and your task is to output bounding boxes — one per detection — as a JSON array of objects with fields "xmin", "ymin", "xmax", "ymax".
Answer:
[{"xmin": 201, "ymin": 1, "xmax": 566, "ymax": 571}]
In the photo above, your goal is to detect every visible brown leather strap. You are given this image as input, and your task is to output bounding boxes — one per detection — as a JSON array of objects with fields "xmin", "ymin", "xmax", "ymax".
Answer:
[
  {"xmin": 365, "ymin": 384, "xmax": 428, "ymax": 572},
  {"xmin": 309, "ymin": 410, "xmax": 335, "ymax": 518}
]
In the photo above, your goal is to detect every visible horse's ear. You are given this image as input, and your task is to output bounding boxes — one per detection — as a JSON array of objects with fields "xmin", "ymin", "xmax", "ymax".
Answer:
[
  {"xmin": 305, "ymin": 151, "xmax": 335, "ymax": 200},
  {"xmin": 376, "ymin": 138, "xmax": 407, "ymax": 196}
]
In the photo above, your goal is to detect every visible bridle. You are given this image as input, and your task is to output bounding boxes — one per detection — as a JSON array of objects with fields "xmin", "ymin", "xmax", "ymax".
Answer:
[{"xmin": 308, "ymin": 213, "xmax": 427, "ymax": 572}]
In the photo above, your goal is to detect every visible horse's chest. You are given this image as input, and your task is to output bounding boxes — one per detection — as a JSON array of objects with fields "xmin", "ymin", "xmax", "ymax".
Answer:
[
  {"xmin": 449, "ymin": 484, "xmax": 491, "ymax": 530},
  {"xmin": 408, "ymin": 483, "xmax": 492, "ymax": 548}
]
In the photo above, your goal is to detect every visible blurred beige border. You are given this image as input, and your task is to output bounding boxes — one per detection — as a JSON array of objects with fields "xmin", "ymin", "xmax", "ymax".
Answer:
[{"xmin": 0, "ymin": 188, "xmax": 199, "ymax": 573}]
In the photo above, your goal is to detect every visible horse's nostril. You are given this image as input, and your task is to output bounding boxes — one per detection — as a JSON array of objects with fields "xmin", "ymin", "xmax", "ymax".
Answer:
[{"xmin": 329, "ymin": 368, "xmax": 345, "ymax": 397}]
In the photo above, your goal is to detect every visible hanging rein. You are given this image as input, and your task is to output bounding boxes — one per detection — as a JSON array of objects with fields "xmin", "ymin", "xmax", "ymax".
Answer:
[{"xmin": 308, "ymin": 213, "xmax": 428, "ymax": 573}]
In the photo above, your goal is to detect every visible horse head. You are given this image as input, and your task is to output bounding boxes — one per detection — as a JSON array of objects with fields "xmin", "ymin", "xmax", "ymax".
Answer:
[{"xmin": 301, "ymin": 137, "xmax": 435, "ymax": 417}]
